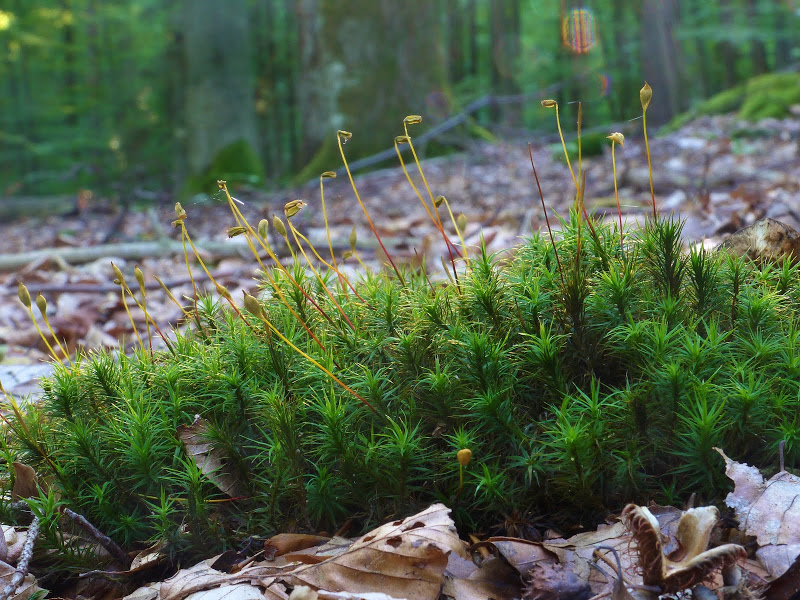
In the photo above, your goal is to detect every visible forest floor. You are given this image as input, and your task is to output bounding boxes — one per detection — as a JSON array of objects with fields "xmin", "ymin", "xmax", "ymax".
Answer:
[{"xmin": 0, "ymin": 112, "xmax": 799, "ymax": 397}]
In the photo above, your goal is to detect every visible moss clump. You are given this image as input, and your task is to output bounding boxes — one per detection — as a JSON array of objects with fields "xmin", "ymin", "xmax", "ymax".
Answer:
[
  {"xmin": 6, "ymin": 211, "xmax": 800, "ymax": 567},
  {"xmin": 663, "ymin": 71, "xmax": 800, "ymax": 132},
  {"xmin": 4, "ymin": 93, "xmax": 800, "ymax": 575}
]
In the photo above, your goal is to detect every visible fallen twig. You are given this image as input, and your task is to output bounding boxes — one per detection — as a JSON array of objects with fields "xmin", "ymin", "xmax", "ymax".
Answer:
[
  {"xmin": 0, "ymin": 239, "xmax": 251, "ymax": 272},
  {"xmin": 0, "ymin": 516, "xmax": 40, "ymax": 600},
  {"xmin": 63, "ymin": 508, "xmax": 131, "ymax": 569},
  {"xmin": 14, "ymin": 269, "xmax": 248, "ymax": 295}
]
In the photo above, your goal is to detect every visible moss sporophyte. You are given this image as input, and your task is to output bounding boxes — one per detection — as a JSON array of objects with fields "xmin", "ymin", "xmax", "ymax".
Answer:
[{"xmin": 7, "ymin": 86, "xmax": 800, "ymax": 568}]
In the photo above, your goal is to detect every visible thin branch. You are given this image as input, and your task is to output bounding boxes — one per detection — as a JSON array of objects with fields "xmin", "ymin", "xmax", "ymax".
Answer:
[
  {"xmin": 63, "ymin": 508, "xmax": 131, "ymax": 569},
  {"xmin": 0, "ymin": 516, "xmax": 40, "ymax": 600}
]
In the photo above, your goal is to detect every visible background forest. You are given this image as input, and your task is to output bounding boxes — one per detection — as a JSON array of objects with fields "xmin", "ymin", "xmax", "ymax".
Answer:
[{"xmin": 0, "ymin": 0, "xmax": 798, "ymax": 201}]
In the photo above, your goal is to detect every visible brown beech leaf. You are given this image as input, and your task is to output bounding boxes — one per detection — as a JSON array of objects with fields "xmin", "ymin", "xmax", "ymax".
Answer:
[
  {"xmin": 621, "ymin": 504, "xmax": 745, "ymax": 594},
  {"xmin": 4, "ymin": 526, "xmax": 27, "ymax": 565},
  {"xmin": 716, "ymin": 448, "xmax": 800, "ymax": 579},
  {"xmin": 156, "ymin": 556, "xmax": 287, "ymax": 600},
  {"xmin": 0, "ymin": 560, "xmax": 45, "ymax": 600},
  {"xmin": 717, "ymin": 217, "xmax": 800, "ymax": 263},
  {"xmin": 289, "ymin": 587, "xmax": 411, "ymax": 600},
  {"xmin": 441, "ymin": 553, "xmax": 521, "ymax": 600},
  {"xmin": 281, "ymin": 537, "xmax": 353, "ymax": 563},
  {"xmin": 128, "ymin": 540, "xmax": 168, "ymax": 573},
  {"xmin": 11, "ymin": 463, "xmax": 38, "ymax": 500},
  {"xmin": 468, "ymin": 537, "xmax": 556, "ymax": 575},
  {"xmin": 524, "ymin": 561, "xmax": 592, "ymax": 600},
  {"xmin": 177, "ymin": 415, "xmax": 243, "ymax": 498},
  {"xmin": 264, "ymin": 534, "xmax": 331, "ymax": 561},
  {"xmin": 284, "ymin": 503, "xmax": 461, "ymax": 600},
  {"xmin": 541, "ymin": 521, "xmax": 632, "ymax": 593},
  {"xmin": 766, "ymin": 552, "xmax": 800, "ymax": 600}
]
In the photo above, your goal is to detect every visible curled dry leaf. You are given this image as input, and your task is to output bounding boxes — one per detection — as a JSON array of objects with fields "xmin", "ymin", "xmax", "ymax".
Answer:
[
  {"xmin": 264, "ymin": 534, "xmax": 331, "ymax": 561},
  {"xmin": 716, "ymin": 217, "xmax": 800, "ymax": 263},
  {"xmin": 715, "ymin": 447, "xmax": 800, "ymax": 579},
  {"xmin": 285, "ymin": 503, "xmax": 461, "ymax": 600},
  {"xmin": 177, "ymin": 415, "xmax": 244, "ymax": 498},
  {"xmin": 540, "ymin": 520, "xmax": 631, "ymax": 592},
  {"xmin": 443, "ymin": 548, "xmax": 521, "ymax": 600},
  {"xmin": 621, "ymin": 504, "xmax": 745, "ymax": 594},
  {"xmin": 10, "ymin": 463, "xmax": 37, "ymax": 501},
  {"xmin": 136, "ymin": 505, "xmax": 462, "ymax": 600},
  {"xmin": 289, "ymin": 585, "xmax": 411, "ymax": 600},
  {"xmin": 155, "ymin": 557, "xmax": 287, "ymax": 600},
  {"xmin": 3, "ymin": 527, "xmax": 26, "ymax": 565},
  {"xmin": 524, "ymin": 562, "xmax": 592, "ymax": 600},
  {"xmin": 0, "ymin": 560, "xmax": 44, "ymax": 600},
  {"xmin": 766, "ymin": 553, "xmax": 800, "ymax": 600},
  {"xmin": 468, "ymin": 537, "xmax": 555, "ymax": 575}
]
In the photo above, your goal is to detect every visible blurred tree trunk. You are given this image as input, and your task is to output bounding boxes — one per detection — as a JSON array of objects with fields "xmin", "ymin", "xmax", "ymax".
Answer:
[
  {"xmin": 489, "ymin": 0, "xmax": 520, "ymax": 125},
  {"xmin": 774, "ymin": 3, "xmax": 792, "ymax": 68},
  {"xmin": 686, "ymin": 0, "xmax": 709, "ymax": 101},
  {"xmin": 640, "ymin": 0, "xmax": 684, "ymax": 125},
  {"xmin": 715, "ymin": 0, "xmax": 739, "ymax": 88},
  {"xmin": 61, "ymin": 0, "xmax": 77, "ymax": 130},
  {"xmin": 296, "ymin": 0, "xmax": 448, "ymax": 179},
  {"xmin": 608, "ymin": 0, "xmax": 641, "ymax": 121},
  {"xmin": 447, "ymin": 0, "xmax": 465, "ymax": 83},
  {"xmin": 467, "ymin": 0, "xmax": 478, "ymax": 78},
  {"xmin": 181, "ymin": 0, "xmax": 262, "ymax": 192},
  {"xmin": 296, "ymin": 0, "xmax": 330, "ymax": 166},
  {"xmin": 167, "ymin": 5, "xmax": 187, "ymax": 193},
  {"xmin": 746, "ymin": 0, "xmax": 767, "ymax": 74}
]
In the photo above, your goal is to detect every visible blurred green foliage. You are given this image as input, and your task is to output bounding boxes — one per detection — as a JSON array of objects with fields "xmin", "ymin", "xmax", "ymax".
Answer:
[{"xmin": 0, "ymin": 1, "xmax": 797, "ymax": 196}]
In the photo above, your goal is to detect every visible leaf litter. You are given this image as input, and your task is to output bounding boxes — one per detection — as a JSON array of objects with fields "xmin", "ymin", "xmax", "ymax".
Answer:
[
  {"xmin": 0, "ymin": 448, "xmax": 798, "ymax": 599},
  {"xmin": 118, "ymin": 463, "xmax": 798, "ymax": 600}
]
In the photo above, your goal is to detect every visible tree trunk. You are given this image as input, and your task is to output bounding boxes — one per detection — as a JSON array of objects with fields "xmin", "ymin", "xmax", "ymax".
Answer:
[
  {"xmin": 447, "ymin": 0, "xmax": 465, "ymax": 84},
  {"xmin": 181, "ymin": 0, "xmax": 262, "ymax": 193},
  {"xmin": 774, "ymin": 4, "xmax": 792, "ymax": 68},
  {"xmin": 489, "ymin": 0, "xmax": 521, "ymax": 126},
  {"xmin": 297, "ymin": 0, "xmax": 449, "ymax": 178},
  {"xmin": 167, "ymin": 5, "xmax": 187, "ymax": 194},
  {"xmin": 610, "ymin": 0, "xmax": 641, "ymax": 121},
  {"xmin": 746, "ymin": 0, "xmax": 767, "ymax": 75},
  {"xmin": 296, "ymin": 0, "xmax": 332, "ymax": 166},
  {"xmin": 640, "ymin": 0, "xmax": 684, "ymax": 124},
  {"xmin": 715, "ymin": 0, "xmax": 739, "ymax": 89}
]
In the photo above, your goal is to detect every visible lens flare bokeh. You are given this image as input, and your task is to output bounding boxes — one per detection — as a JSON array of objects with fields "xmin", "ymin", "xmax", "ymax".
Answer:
[{"xmin": 561, "ymin": 8, "xmax": 596, "ymax": 55}]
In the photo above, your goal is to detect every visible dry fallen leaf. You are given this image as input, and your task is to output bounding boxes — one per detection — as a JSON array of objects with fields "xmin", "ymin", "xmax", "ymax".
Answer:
[
  {"xmin": 524, "ymin": 561, "xmax": 592, "ymax": 600},
  {"xmin": 3, "ymin": 526, "xmax": 26, "ymax": 565},
  {"xmin": 469, "ymin": 537, "xmax": 556, "ymax": 575},
  {"xmin": 716, "ymin": 447, "xmax": 800, "ymax": 579},
  {"xmin": 11, "ymin": 463, "xmax": 38, "ymax": 500},
  {"xmin": 178, "ymin": 583, "xmax": 267, "ymax": 600},
  {"xmin": 541, "ymin": 521, "xmax": 631, "ymax": 593},
  {"xmin": 289, "ymin": 586, "xmax": 411, "ymax": 600},
  {"xmin": 717, "ymin": 217, "xmax": 800, "ymax": 263},
  {"xmin": 264, "ymin": 534, "xmax": 331, "ymax": 561},
  {"xmin": 442, "ymin": 549, "xmax": 521, "ymax": 600},
  {"xmin": 621, "ymin": 504, "xmax": 745, "ymax": 593},
  {"xmin": 129, "ymin": 540, "xmax": 168, "ymax": 572},
  {"xmin": 141, "ymin": 505, "xmax": 464, "ymax": 600},
  {"xmin": 0, "ymin": 559, "xmax": 45, "ymax": 600},
  {"xmin": 285, "ymin": 504, "xmax": 461, "ymax": 600},
  {"xmin": 177, "ymin": 415, "xmax": 244, "ymax": 498},
  {"xmin": 766, "ymin": 552, "xmax": 800, "ymax": 600},
  {"xmin": 155, "ymin": 557, "xmax": 287, "ymax": 600}
]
